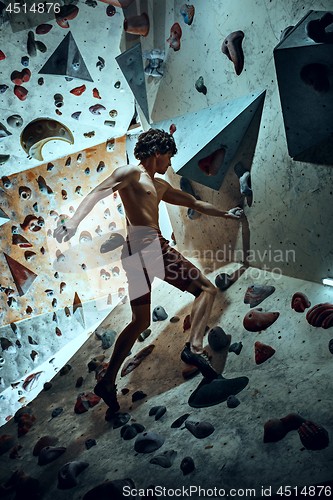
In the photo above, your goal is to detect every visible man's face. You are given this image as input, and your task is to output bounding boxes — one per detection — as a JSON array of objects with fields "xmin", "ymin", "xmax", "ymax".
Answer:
[{"xmin": 156, "ymin": 151, "xmax": 172, "ymax": 174}]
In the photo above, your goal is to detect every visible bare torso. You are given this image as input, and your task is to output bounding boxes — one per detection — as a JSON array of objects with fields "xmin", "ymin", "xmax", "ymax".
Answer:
[{"xmin": 118, "ymin": 165, "xmax": 168, "ymax": 230}]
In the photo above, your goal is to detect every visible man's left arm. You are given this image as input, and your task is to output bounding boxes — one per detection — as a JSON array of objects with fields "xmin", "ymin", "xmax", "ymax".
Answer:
[{"xmin": 161, "ymin": 182, "xmax": 243, "ymax": 219}]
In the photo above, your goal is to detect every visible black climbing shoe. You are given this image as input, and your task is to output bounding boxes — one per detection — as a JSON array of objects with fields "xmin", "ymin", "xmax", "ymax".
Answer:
[
  {"xmin": 181, "ymin": 343, "xmax": 218, "ymax": 381},
  {"xmin": 94, "ymin": 381, "xmax": 120, "ymax": 413}
]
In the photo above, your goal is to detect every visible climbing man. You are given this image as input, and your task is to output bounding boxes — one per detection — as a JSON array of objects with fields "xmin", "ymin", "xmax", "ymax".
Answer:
[{"xmin": 54, "ymin": 128, "xmax": 243, "ymax": 414}]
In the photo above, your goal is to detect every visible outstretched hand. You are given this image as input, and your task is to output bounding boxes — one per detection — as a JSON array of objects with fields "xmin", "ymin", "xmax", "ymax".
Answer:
[
  {"xmin": 53, "ymin": 218, "xmax": 78, "ymax": 243},
  {"xmin": 226, "ymin": 207, "xmax": 244, "ymax": 219}
]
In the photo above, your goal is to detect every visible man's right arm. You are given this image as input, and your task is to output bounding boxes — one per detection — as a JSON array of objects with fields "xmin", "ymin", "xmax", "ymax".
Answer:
[{"xmin": 54, "ymin": 165, "xmax": 139, "ymax": 242}]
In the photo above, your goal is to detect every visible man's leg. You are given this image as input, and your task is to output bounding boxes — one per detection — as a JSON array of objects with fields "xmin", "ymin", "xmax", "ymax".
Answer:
[
  {"xmin": 187, "ymin": 272, "xmax": 217, "ymax": 353},
  {"xmin": 94, "ymin": 303, "xmax": 151, "ymax": 410},
  {"xmin": 180, "ymin": 272, "xmax": 219, "ymax": 380}
]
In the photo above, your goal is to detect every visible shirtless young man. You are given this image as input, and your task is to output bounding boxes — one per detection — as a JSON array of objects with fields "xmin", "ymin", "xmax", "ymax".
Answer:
[{"xmin": 54, "ymin": 129, "xmax": 243, "ymax": 414}]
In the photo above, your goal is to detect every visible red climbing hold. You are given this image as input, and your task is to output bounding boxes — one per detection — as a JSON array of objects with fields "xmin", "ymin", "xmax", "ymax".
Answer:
[
  {"xmin": 93, "ymin": 88, "xmax": 101, "ymax": 99},
  {"xmin": 254, "ymin": 341, "xmax": 275, "ymax": 365},
  {"xmin": 14, "ymin": 85, "xmax": 28, "ymax": 101},
  {"xmin": 11, "ymin": 68, "xmax": 31, "ymax": 85},
  {"xmin": 0, "ymin": 50, "xmax": 6, "ymax": 61},
  {"xmin": 70, "ymin": 84, "xmax": 86, "ymax": 96}
]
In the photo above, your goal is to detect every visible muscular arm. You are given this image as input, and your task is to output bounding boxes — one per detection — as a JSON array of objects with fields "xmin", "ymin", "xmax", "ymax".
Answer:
[
  {"xmin": 54, "ymin": 165, "xmax": 139, "ymax": 242},
  {"xmin": 161, "ymin": 181, "xmax": 243, "ymax": 219},
  {"xmin": 71, "ymin": 165, "xmax": 139, "ymax": 225}
]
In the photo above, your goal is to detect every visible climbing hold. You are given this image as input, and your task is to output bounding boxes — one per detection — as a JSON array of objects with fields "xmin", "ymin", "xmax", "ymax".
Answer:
[
  {"xmin": 14, "ymin": 85, "xmax": 28, "ymax": 101},
  {"xmin": 243, "ymin": 308, "xmax": 279, "ymax": 332},
  {"xmin": 89, "ymin": 104, "xmax": 106, "ymax": 115},
  {"xmin": 150, "ymin": 450, "xmax": 177, "ymax": 468},
  {"xmin": 228, "ymin": 341, "xmax": 243, "ymax": 355},
  {"xmin": 198, "ymin": 147, "xmax": 226, "ymax": 176},
  {"xmin": 21, "ymin": 55, "xmax": 29, "ymax": 66},
  {"xmin": 222, "ymin": 30, "xmax": 245, "ymax": 75},
  {"xmin": 188, "ymin": 374, "xmax": 249, "ymax": 408},
  {"xmin": 167, "ymin": 22, "xmax": 182, "ymax": 51},
  {"xmin": 106, "ymin": 4, "xmax": 116, "ymax": 16},
  {"xmin": 234, "ymin": 162, "xmax": 252, "ymax": 204},
  {"xmin": 121, "ymin": 425, "xmax": 138, "ymax": 440},
  {"xmin": 152, "ymin": 305, "xmax": 168, "ymax": 321},
  {"xmin": 20, "ymin": 118, "xmax": 74, "ymax": 161},
  {"xmin": 227, "ymin": 395, "xmax": 240, "ymax": 408},
  {"xmin": 121, "ymin": 344, "xmax": 155, "ymax": 376},
  {"xmin": 0, "ymin": 84, "xmax": 8, "ymax": 93},
  {"xmin": 132, "ymin": 390, "xmax": 147, "ymax": 402},
  {"xmin": 93, "ymin": 88, "xmax": 101, "ymax": 99},
  {"xmin": 7, "ymin": 114, "xmax": 23, "ymax": 128},
  {"xmin": 254, "ymin": 341, "xmax": 275, "ymax": 364},
  {"xmin": 244, "ymin": 284, "xmax": 275, "ymax": 308},
  {"xmin": 306, "ymin": 302, "xmax": 333, "ymax": 328},
  {"xmin": 38, "ymin": 446, "xmax": 66, "ymax": 466},
  {"xmin": 38, "ymin": 77, "xmax": 44, "ymax": 85},
  {"xmin": 195, "ymin": 76, "xmax": 207, "ymax": 95},
  {"xmin": 71, "ymin": 112, "xmax": 82, "ymax": 121},
  {"xmin": 134, "ymin": 431, "xmax": 165, "ymax": 453},
  {"xmin": 96, "ymin": 56, "xmax": 105, "ymax": 71},
  {"xmin": 70, "ymin": 85, "xmax": 86, "ymax": 96},
  {"xmin": 171, "ymin": 413, "xmax": 190, "ymax": 428},
  {"xmin": 180, "ymin": 4, "xmax": 195, "ymax": 25},
  {"xmin": 215, "ymin": 266, "xmax": 247, "ymax": 291},
  {"xmin": 55, "ymin": 4, "xmax": 79, "ymax": 28},
  {"xmin": 36, "ymin": 24, "xmax": 53, "ymax": 34},
  {"xmin": 144, "ymin": 49, "xmax": 165, "ymax": 77},
  {"xmin": 291, "ymin": 292, "xmax": 311, "ymax": 312},
  {"xmin": 27, "ymin": 30, "xmax": 37, "ymax": 56},
  {"xmin": 36, "ymin": 40, "xmax": 47, "ymax": 53},
  {"xmin": 19, "ymin": 186, "xmax": 31, "ymax": 199},
  {"xmin": 305, "ymin": 12, "xmax": 333, "ymax": 43},
  {"xmin": 149, "ymin": 405, "xmax": 166, "ymax": 420},
  {"xmin": 169, "ymin": 123, "xmax": 176, "ymax": 135},
  {"xmin": 180, "ymin": 456, "xmax": 195, "ymax": 475},
  {"xmin": 4, "ymin": 253, "xmax": 37, "ymax": 295},
  {"xmin": 208, "ymin": 326, "xmax": 229, "ymax": 351},
  {"xmin": 0, "ymin": 50, "xmax": 5, "ymax": 60},
  {"xmin": 185, "ymin": 420, "xmax": 214, "ymax": 439},
  {"xmin": 33, "ymin": 436, "xmax": 59, "ymax": 456},
  {"xmin": 54, "ymin": 93, "xmax": 64, "ymax": 108},
  {"xmin": 57, "ymin": 460, "xmax": 89, "ymax": 489},
  {"xmin": 97, "ymin": 160, "xmax": 105, "ymax": 172}
]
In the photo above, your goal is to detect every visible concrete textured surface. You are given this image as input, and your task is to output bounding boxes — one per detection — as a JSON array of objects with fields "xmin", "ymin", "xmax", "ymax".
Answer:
[{"xmin": 0, "ymin": 263, "xmax": 332, "ymax": 498}]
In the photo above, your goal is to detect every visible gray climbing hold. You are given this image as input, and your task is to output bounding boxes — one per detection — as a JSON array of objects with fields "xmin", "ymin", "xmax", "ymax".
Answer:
[
  {"xmin": 227, "ymin": 395, "xmax": 240, "ymax": 408},
  {"xmin": 134, "ymin": 432, "xmax": 165, "ymax": 453},
  {"xmin": 100, "ymin": 330, "xmax": 116, "ymax": 349},
  {"xmin": 208, "ymin": 326, "xmax": 229, "ymax": 351},
  {"xmin": 111, "ymin": 412, "xmax": 131, "ymax": 428},
  {"xmin": 132, "ymin": 390, "xmax": 146, "ymax": 402},
  {"xmin": 171, "ymin": 413, "xmax": 190, "ymax": 428},
  {"xmin": 228, "ymin": 342, "xmax": 243, "ymax": 355},
  {"xmin": 152, "ymin": 306, "xmax": 168, "ymax": 322},
  {"xmin": 121, "ymin": 425, "xmax": 138, "ymax": 440},
  {"xmin": 188, "ymin": 374, "xmax": 249, "ymax": 408},
  {"xmin": 180, "ymin": 456, "xmax": 195, "ymax": 475},
  {"xmin": 150, "ymin": 450, "xmax": 177, "ymax": 468},
  {"xmin": 185, "ymin": 420, "xmax": 215, "ymax": 439},
  {"xmin": 149, "ymin": 406, "xmax": 166, "ymax": 420},
  {"xmin": 7, "ymin": 114, "xmax": 23, "ymax": 128},
  {"xmin": 57, "ymin": 461, "xmax": 89, "ymax": 489},
  {"xmin": 138, "ymin": 329, "xmax": 151, "ymax": 342}
]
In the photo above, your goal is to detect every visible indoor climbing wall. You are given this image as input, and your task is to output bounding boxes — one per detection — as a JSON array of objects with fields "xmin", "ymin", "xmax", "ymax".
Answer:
[
  {"xmin": 0, "ymin": 137, "xmax": 128, "ymax": 326},
  {"xmin": 0, "ymin": 0, "xmax": 135, "ymax": 176},
  {"xmin": 147, "ymin": 0, "xmax": 333, "ymax": 285}
]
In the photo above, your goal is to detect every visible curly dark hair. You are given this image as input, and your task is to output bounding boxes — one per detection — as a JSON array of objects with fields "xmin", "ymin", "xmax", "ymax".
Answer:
[{"xmin": 134, "ymin": 128, "xmax": 177, "ymax": 161}]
